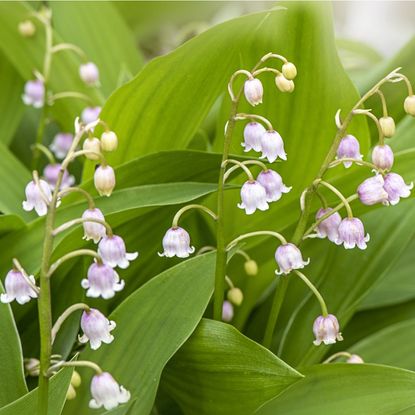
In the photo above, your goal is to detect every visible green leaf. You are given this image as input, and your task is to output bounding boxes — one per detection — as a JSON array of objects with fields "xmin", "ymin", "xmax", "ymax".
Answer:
[
  {"xmin": 63, "ymin": 252, "xmax": 216, "ymax": 415},
  {"xmin": 0, "ymin": 215, "xmax": 26, "ymax": 237},
  {"xmin": 255, "ymin": 364, "xmax": 415, "ymax": 415},
  {"xmin": 0, "ymin": 282, "xmax": 27, "ymax": 407},
  {"xmin": 162, "ymin": 319, "xmax": 302, "ymax": 415},
  {"xmin": 0, "ymin": 367, "xmax": 72, "ymax": 415}
]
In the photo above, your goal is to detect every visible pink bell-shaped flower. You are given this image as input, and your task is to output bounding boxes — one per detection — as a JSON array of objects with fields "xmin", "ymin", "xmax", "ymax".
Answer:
[
  {"xmin": 22, "ymin": 179, "xmax": 52, "ymax": 216},
  {"xmin": 357, "ymin": 174, "xmax": 388, "ymax": 206},
  {"xmin": 242, "ymin": 122, "xmax": 265, "ymax": 152},
  {"xmin": 98, "ymin": 235, "xmax": 138, "ymax": 269},
  {"xmin": 0, "ymin": 269, "xmax": 38, "ymax": 305},
  {"xmin": 383, "ymin": 173, "xmax": 413, "ymax": 205},
  {"xmin": 257, "ymin": 169, "xmax": 291, "ymax": 202},
  {"xmin": 244, "ymin": 78, "xmax": 263, "ymax": 106},
  {"xmin": 275, "ymin": 243, "xmax": 310, "ymax": 275},
  {"xmin": 260, "ymin": 130, "xmax": 287, "ymax": 163},
  {"xmin": 337, "ymin": 217, "xmax": 370, "ymax": 250},
  {"xmin": 313, "ymin": 314, "xmax": 343, "ymax": 346},
  {"xmin": 82, "ymin": 208, "xmax": 106, "ymax": 243},
  {"xmin": 336, "ymin": 135, "xmax": 362, "ymax": 168},
  {"xmin": 315, "ymin": 208, "xmax": 342, "ymax": 243}
]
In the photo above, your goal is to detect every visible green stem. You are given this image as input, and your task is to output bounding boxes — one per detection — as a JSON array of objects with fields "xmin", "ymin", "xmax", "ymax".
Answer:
[
  {"xmin": 227, "ymin": 231, "xmax": 287, "ymax": 249},
  {"xmin": 294, "ymin": 270, "xmax": 328, "ymax": 316},
  {"xmin": 318, "ymin": 180, "xmax": 353, "ymax": 218},
  {"xmin": 172, "ymin": 204, "xmax": 217, "ymax": 228},
  {"xmin": 323, "ymin": 351, "xmax": 353, "ymax": 364}
]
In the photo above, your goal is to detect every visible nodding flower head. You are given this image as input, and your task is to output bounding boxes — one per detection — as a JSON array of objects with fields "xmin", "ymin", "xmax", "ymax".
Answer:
[
  {"xmin": 336, "ymin": 135, "xmax": 362, "ymax": 168},
  {"xmin": 79, "ymin": 308, "xmax": 116, "ymax": 350},
  {"xmin": 242, "ymin": 122, "xmax": 265, "ymax": 153},
  {"xmin": 158, "ymin": 227, "xmax": 195, "ymax": 258},
  {"xmin": 357, "ymin": 174, "xmax": 389, "ymax": 206},
  {"xmin": 383, "ymin": 173, "xmax": 413, "ymax": 205},
  {"xmin": 275, "ymin": 74, "xmax": 294, "ymax": 93},
  {"xmin": 22, "ymin": 79, "xmax": 45, "ymax": 108},
  {"xmin": 0, "ymin": 269, "xmax": 38, "ymax": 305},
  {"xmin": 43, "ymin": 164, "xmax": 75, "ymax": 190},
  {"xmin": 83, "ymin": 137, "xmax": 102, "ymax": 161},
  {"xmin": 81, "ymin": 262, "xmax": 124, "ymax": 299},
  {"xmin": 275, "ymin": 243, "xmax": 309, "ymax": 275},
  {"xmin": 260, "ymin": 130, "xmax": 287, "ymax": 163},
  {"xmin": 371, "ymin": 144, "xmax": 394, "ymax": 170},
  {"xmin": 256, "ymin": 169, "xmax": 291, "ymax": 202},
  {"xmin": 282, "ymin": 62, "xmax": 297, "ymax": 80},
  {"xmin": 238, "ymin": 180, "xmax": 269, "ymax": 215},
  {"xmin": 94, "ymin": 165, "xmax": 116, "ymax": 197},
  {"xmin": 81, "ymin": 106, "xmax": 101, "ymax": 125},
  {"xmin": 347, "ymin": 354, "xmax": 364, "ymax": 364},
  {"xmin": 227, "ymin": 287, "xmax": 243, "ymax": 306},
  {"xmin": 22, "ymin": 179, "xmax": 52, "ymax": 216},
  {"xmin": 98, "ymin": 235, "xmax": 138, "ymax": 269},
  {"xmin": 404, "ymin": 95, "xmax": 415, "ymax": 116},
  {"xmin": 337, "ymin": 217, "xmax": 370, "ymax": 250},
  {"xmin": 82, "ymin": 208, "xmax": 107, "ymax": 243},
  {"xmin": 222, "ymin": 300, "xmax": 234, "ymax": 322},
  {"xmin": 244, "ymin": 78, "xmax": 263, "ymax": 106},
  {"xmin": 89, "ymin": 372, "xmax": 130, "ymax": 411},
  {"xmin": 315, "ymin": 208, "xmax": 342, "ymax": 243},
  {"xmin": 50, "ymin": 132, "xmax": 73, "ymax": 159},
  {"xmin": 313, "ymin": 314, "xmax": 343, "ymax": 346},
  {"xmin": 101, "ymin": 131, "xmax": 118, "ymax": 152},
  {"xmin": 79, "ymin": 62, "xmax": 100, "ymax": 86},
  {"xmin": 379, "ymin": 116, "xmax": 396, "ymax": 138}
]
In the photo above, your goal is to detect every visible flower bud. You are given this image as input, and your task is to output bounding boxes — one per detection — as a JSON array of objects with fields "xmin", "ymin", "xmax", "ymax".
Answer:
[
  {"xmin": 71, "ymin": 371, "xmax": 82, "ymax": 388},
  {"xmin": 244, "ymin": 78, "xmax": 263, "ymax": 106},
  {"xmin": 383, "ymin": 172, "xmax": 413, "ymax": 205},
  {"xmin": 79, "ymin": 62, "xmax": 100, "ymax": 86},
  {"xmin": 227, "ymin": 287, "xmax": 243, "ymax": 306},
  {"xmin": 222, "ymin": 301, "xmax": 234, "ymax": 322},
  {"xmin": 101, "ymin": 131, "xmax": 118, "ymax": 152},
  {"xmin": 315, "ymin": 208, "xmax": 341, "ymax": 244},
  {"xmin": 379, "ymin": 116, "xmax": 395, "ymax": 138},
  {"xmin": 22, "ymin": 179, "xmax": 52, "ymax": 216},
  {"xmin": 83, "ymin": 137, "xmax": 101, "ymax": 161},
  {"xmin": 22, "ymin": 80, "xmax": 44, "ymax": 108},
  {"xmin": 337, "ymin": 217, "xmax": 370, "ymax": 250},
  {"xmin": 79, "ymin": 308, "xmax": 116, "ymax": 350},
  {"xmin": 275, "ymin": 74, "xmax": 294, "ymax": 93},
  {"xmin": 94, "ymin": 165, "xmax": 116, "ymax": 197},
  {"xmin": 347, "ymin": 354, "xmax": 364, "ymax": 364},
  {"xmin": 275, "ymin": 243, "xmax": 309, "ymax": 275},
  {"xmin": 50, "ymin": 132, "xmax": 73, "ymax": 159},
  {"xmin": 371, "ymin": 144, "xmax": 394, "ymax": 170},
  {"xmin": 357, "ymin": 174, "xmax": 388, "ymax": 206},
  {"xmin": 260, "ymin": 130, "xmax": 287, "ymax": 163},
  {"xmin": 1, "ymin": 269, "xmax": 38, "ymax": 305},
  {"xmin": 313, "ymin": 314, "xmax": 343, "ymax": 346},
  {"xmin": 242, "ymin": 122, "xmax": 265, "ymax": 153},
  {"xmin": 336, "ymin": 135, "xmax": 362, "ymax": 168},
  {"xmin": 244, "ymin": 259, "xmax": 258, "ymax": 276},
  {"xmin": 25, "ymin": 358, "xmax": 40, "ymax": 376},
  {"xmin": 238, "ymin": 180, "xmax": 269, "ymax": 215},
  {"xmin": 66, "ymin": 384, "xmax": 77, "ymax": 400},
  {"xmin": 282, "ymin": 62, "xmax": 297, "ymax": 80},
  {"xmin": 257, "ymin": 169, "xmax": 291, "ymax": 202},
  {"xmin": 18, "ymin": 20, "xmax": 36, "ymax": 37},
  {"xmin": 404, "ymin": 95, "xmax": 415, "ymax": 116},
  {"xmin": 82, "ymin": 208, "xmax": 106, "ymax": 243},
  {"xmin": 158, "ymin": 227, "xmax": 195, "ymax": 258},
  {"xmin": 89, "ymin": 372, "xmax": 130, "ymax": 410},
  {"xmin": 98, "ymin": 235, "xmax": 138, "ymax": 269}
]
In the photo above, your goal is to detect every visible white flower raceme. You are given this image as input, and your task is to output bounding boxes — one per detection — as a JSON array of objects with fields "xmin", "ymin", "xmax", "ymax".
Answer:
[
  {"xmin": 89, "ymin": 372, "xmax": 130, "ymax": 410},
  {"xmin": 82, "ymin": 208, "xmax": 106, "ymax": 243},
  {"xmin": 98, "ymin": 235, "xmax": 138, "ymax": 269},
  {"xmin": 79, "ymin": 308, "xmax": 116, "ymax": 350},
  {"xmin": 0, "ymin": 269, "xmax": 38, "ymax": 305},
  {"xmin": 313, "ymin": 314, "xmax": 343, "ymax": 346},
  {"xmin": 244, "ymin": 78, "xmax": 263, "ymax": 106},
  {"xmin": 260, "ymin": 130, "xmax": 286, "ymax": 163},
  {"xmin": 238, "ymin": 180, "xmax": 269, "ymax": 215},
  {"xmin": 158, "ymin": 227, "xmax": 195, "ymax": 258},
  {"xmin": 256, "ymin": 169, "xmax": 291, "ymax": 202},
  {"xmin": 22, "ymin": 179, "xmax": 53, "ymax": 216},
  {"xmin": 275, "ymin": 243, "xmax": 309, "ymax": 275}
]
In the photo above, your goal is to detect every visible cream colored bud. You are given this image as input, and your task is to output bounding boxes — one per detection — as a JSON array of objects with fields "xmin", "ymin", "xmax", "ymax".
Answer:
[
  {"xmin": 71, "ymin": 370, "xmax": 82, "ymax": 388},
  {"xmin": 83, "ymin": 137, "xmax": 101, "ymax": 160},
  {"xmin": 94, "ymin": 165, "xmax": 116, "ymax": 197},
  {"xmin": 379, "ymin": 116, "xmax": 395, "ymax": 138},
  {"xmin": 18, "ymin": 20, "xmax": 36, "ymax": 37},
  {"xmin": 404, "ymin": 95, "xmax": 415, "ymax": 116},
  {"xmin": 282, "ymin": 62, "xmax": 297, "ymax": 80},
  {"xmin": 244, "ymin": 259, "xmax": 258, "ymax": 276},
  {"xmin": 275, "ymin": 74, "xmax": 294, "ymax": 93},
  {"xmin": 227, "ymin": 287, "xmax": 243, "ymax": 306},
  {"xmin": 66, "ymin": 384, "xmax": 77, "ymax": 400},
  {"xmin": 101, "ymin": 131, "xmax": 118, "ymax": 152}
]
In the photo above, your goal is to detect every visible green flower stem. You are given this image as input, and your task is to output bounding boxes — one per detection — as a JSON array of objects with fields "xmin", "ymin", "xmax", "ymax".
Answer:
[
  {"xmin": 222, "ymin": 159, "xmax": 254, "ymax": 181},
  {"xmin": 49, "ymin": 360, "xmax": 102, "ymax": 376},
  {"xmin": 62, "ymin": 150, "xmax": 105, "ymax": 169},
  {"xmin": 376, "ymin": 89, "xmax": 388, "ymax": 117},
  {"xmin": 51, "ymin": 303, "xmax": 90, "ymax": 344},
  {"xmin": 172, "ymin": 204, "xmax": 217, "ymax": 228},
  {"xmin": 353, "ymin": 109, "xmax": 384, "ymax": 145},
  {"xmin": 227, "ymin": 231, "xmax": 287, "ymax": 250},
  {"xmin": 32, "ymin": 143, "xmax": 56, "ymax": 165},
  {"xmin": 323, "ymin": 351, "xmax": 353, "ymax": 364},
  {"xmin": 48, "ymin": 91, "xmax": 94, "ymax": 106},
  {"xmin": 51, "ymin": 43, "xmax": 87, "ymax": 60},
  {"xmin": 328, "ymin": 157, "xmax": 382, "ymax": 172},
  {"xmin": 235, "ymin": 113, "xmax": 273, "ymax": 130},
  {"xmin": 57, "ymin": 187, "xmax": 95, "ymax": 209},
  {"xmin": 294, "ymin": 270, "xmax": 328, "ymax": 316},
  {"xmin": 52, "ymin": 217, "xmax": 113, "ymax": 238},
  {"xmin": 317, "ymin": 180, "xmax": 353, "ymax": 218},
  {"xmin": 223, "ymin": 159, "xmax": 268, "ymax": 182}
]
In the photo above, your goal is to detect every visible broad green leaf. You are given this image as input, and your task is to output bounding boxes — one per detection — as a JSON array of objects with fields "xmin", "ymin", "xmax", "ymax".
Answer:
[
  {"xmin": 162, "ymin": 319, "xmax": 302, "ymax": 415},
  {"xmin": 255, "ymin": 364, "xmax": 415, "ymax": 415},
  {"xmin": 0, "ymin": 215, "xmax": 26, "ymax": 237},
  {"xmin": 0, "ymin": 367, "xmax": 72, "ymax": 415},
  {"xmin": 0, "ymin": 283, "xmax": 27, "ymax": 407},
  {"xmin": 63, "ymin": 252, "xmax": 216, "ymax": 415},
  {"xmin": 51, "ymin": 2, "xmax": 143, "ymax": 96}
]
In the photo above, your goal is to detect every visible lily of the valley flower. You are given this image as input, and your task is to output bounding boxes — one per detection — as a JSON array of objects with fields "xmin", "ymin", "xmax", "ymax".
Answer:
[
  {"xmin": 82, "ymin": 208, "xmax": 106, "ymax": 243},
  {"xmin": 79, "ymin": 308, "xmax": 116, "ymax": 350},
  {"xmin": 257, "ymin": 169, "xmax": 291, "ymax": 202},
  {"xmin": 242, "ymin": 122, "xmax": 265, "ymax": 152},
  {"xmin": 244, "ymin": 78, "xmax": 263, "ymax": 106},
  {"xmin": 22, "ymin": 79, "xmax": 45, "ymax": 108},
  {"xmin": 313, "ymin": 314, "xmax": 343, "ymax": 346},
  {"xmin": 315, "ymin": 208, "xmax": 342, "ymax": 243},
  {"xmin": 357, "ymin": 175, "xmax": 389, "ymax": 206},
  {"xmin": 383, "ymin": 173, "xmax": 413, "ymax": 205},
  {"xmin": 50, "ymin": 132, "xmax": 73, "ymax": 159},
  {"xmin": 337, "ymin": 217, "xmax": 370, "ymax": 250},
  {"xmin": 275, "ymin": 243, "xmax": 310, "ymax": 275},
  {"xmin": 98, "ymin": 235, "xmax": 138, "ymax": 269},
  {"xmin": 158, "ymin": 227, "xmax": 195, "ymax": 258},
  {"xmin": 79, "ymin": 62, "xmax": 100, "ymax": 86},
  {"xmin": 83, "ymin": 137, "xmax": 102, "ymax": 161},
  {"xmin": 81, "ymin": 262, "xmax": 124, "ymax": 299},
  {"xmin": 89, "ymin": 372, "xmax": 130, "ymax": 410},
  {"xmin": 0, "ymin": 269, "xmax": 38, "ymax": 305},
  {"xmin": 371, "ymin": 144, "xmax": 394, "ymax": 170},
  {"xmin": 43, "ymin": 164, "xmax": 75, "ymax": 190},
  {"xmin": 336, "ymin": 135, "xmax": 362, "ymax": 168},
  {"xmin": 238, "ymin": 180, "xmax": 269, "ymax": 215},
  {"xmin": 222, "ymin": 301, "xmax": 234, "ymax": 322},
  {"xmin": 94, "ymin": 165, "xmax": 116, "ymax": 197},
  {"xmin": 101, "ymin": 131, "xmax": 118, "ymax": 152},
  {"xmin": 347, "ymin": 354, "xmax": 364, "ymax": 364},
  {"xmin": 81, "ymin": 106, "xmax": 101, "ymax": 125},
  {"xmin": 22, "ymin": 179, "xmax": 53, "ymax": 216},
  {"xmin": 260, "ymin": 130, "xmax": 287, "ymax": 163}
]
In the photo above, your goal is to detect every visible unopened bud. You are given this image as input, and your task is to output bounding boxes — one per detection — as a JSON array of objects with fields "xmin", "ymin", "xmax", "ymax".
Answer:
[
  {"xmin": 227, "ymin": 287, "xmax": 243, "ymax": 306},
  {"xmin": 275, "ymin": 74, "xmax": 294, "ymax": 93},
  {"xmin": 379, "ymin": 116, "xmax": 395, "ymax": 138},
  {"xmin": 25, "ymin": 358, "xmax": 40, "ymax": 376},
  {"xmin": 66, "ymin": 384, "xmax": 77, "ymax": 400},
  {"xmin": 244, "ymin": 259, "xmax": 258, "ymax": 276},
  {"xmin": 94, "ymin": 165, "xmax": 116, "ymax": 197},
  {"xmin": 101, "ymin": 131, "xmax": 118, "ymax": 152},
  {"xmin": 83, "ymin": 137, "xmax": 101, "ymax": 160},
  {"xmin": 71, "ymin": 370, "xmax": 82, "ymax": 388},
  {"xmin": 244, "ymin": 78, "xmax": 263, "ymax": 106},
  {"xmin": 18, "ymin": 20, "xmax": 36, "ymax": 37},
  {"xmin": 282, "ymin": 62, "xmax": 297, "ymax": 80},
  {"xmin": 79, "ymin": 62, "xmax": 99, "ymax": 86},
  {"xmin": 404, "ymin": 95, "xmax": 415, "ymax": 116}
]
